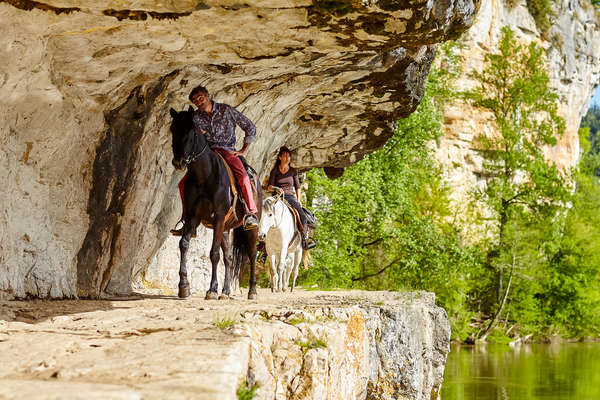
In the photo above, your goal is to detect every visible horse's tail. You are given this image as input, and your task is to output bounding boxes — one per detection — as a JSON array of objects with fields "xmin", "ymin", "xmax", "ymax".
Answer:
[
  {"xmin": 232, "ymin": 226, "xmax": 249, "ymax": 289},
  {"xmin": 301, "ymin": 248, "xmax": 312, "ymax": 270}
]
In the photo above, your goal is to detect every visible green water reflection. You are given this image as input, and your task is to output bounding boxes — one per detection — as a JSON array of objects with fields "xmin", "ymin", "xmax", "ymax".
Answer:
[{"xmin": 442, "ymin": 343, "xmax": 600, "ymax": 400}]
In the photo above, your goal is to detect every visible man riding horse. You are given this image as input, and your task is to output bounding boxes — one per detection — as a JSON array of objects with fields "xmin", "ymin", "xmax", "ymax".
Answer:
[{"xmin": 171, "ymin": 85, "xmax": 259, "ymax": 235}]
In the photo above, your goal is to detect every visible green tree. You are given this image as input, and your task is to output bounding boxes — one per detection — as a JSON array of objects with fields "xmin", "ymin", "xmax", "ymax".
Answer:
[
  {"xmin": 535, "ymin": 130, "xmax": 600, "ymax": 337},
  {"xmin": 301, "ymin": 44, "xmax": 482, "ymax": 339},
  {"xmin": 581, "ymin": 105, "xmax": 600, "ymax": 155},
  {"xmin": 464, "ymin": 26, "xmax": 570, "ymax": 340},
  {"xmin": 526, "ymin": 0, "xmax": 556, "ymax": 35}
]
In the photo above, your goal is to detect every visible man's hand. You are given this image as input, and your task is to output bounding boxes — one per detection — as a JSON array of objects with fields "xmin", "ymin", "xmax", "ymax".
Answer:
[{"xmin": 232, "ymin": 143, "xmax": 249, "ymax": 157}]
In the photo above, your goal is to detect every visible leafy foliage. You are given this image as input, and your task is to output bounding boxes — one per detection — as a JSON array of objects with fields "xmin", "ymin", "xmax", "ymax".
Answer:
[
  {"xmin": 237, "ymin": 381, "xmax": 258, "ymax": 400},
  {"xmin": 526, "ymin": 0, "xmax": 556, "ymax": 35},
  {"xmin": 463, "ymin": 27, "xmax": 569, "ymax": 339},
  {"xmin": 582, "ymin": 106, "xmax": 600, "ymax": 156},
  {"xmin": 300, "ymin": 44, "xmax": 481, "ymax": 339},
  {"xmin": 299, "ymin": 32, "xmax": 600, "ymax": 342}
]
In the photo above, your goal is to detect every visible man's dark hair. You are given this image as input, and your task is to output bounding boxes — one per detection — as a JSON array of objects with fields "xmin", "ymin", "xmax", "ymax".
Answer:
[{"xmin": 189, "ymin": 85, "xmax": 209, "ymax": 101}]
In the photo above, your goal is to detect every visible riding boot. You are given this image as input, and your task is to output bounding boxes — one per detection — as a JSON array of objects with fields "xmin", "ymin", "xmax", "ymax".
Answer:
[
  {"xmin": 239, "ymin": 194, "xmax": 259, "ymax": 230},
  {"xmin": 243, "ymin": 213, "xmax": 259, "ymax": 230},
  {"xmin": 302, "ymin": 229, "xmax": 317, "ymax": 250}
]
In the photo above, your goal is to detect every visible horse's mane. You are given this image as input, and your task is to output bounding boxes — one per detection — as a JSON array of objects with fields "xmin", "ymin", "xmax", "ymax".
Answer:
[{"xmin": 263, "ymin": 196, "xmax": 279, "ymax": 210}]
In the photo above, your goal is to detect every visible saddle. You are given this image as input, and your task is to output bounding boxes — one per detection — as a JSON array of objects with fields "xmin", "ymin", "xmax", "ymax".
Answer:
[
  {"xmin": 282, "ymin": 200, "xmax": 303, "ymax": 233},
  {"xmin": 279, "ymin": 197, "xmax": 303, "ymax": 248}
]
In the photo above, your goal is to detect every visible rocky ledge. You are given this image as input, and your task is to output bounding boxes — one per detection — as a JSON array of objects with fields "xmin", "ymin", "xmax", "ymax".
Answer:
[{"xmin": 0, "ymin": 289, "xmax": 450, "ymax": 400}]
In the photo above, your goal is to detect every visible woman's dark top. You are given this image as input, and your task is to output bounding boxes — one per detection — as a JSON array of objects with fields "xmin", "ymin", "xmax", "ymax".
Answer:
[{"xmin": 268, "ymin": 166, "xmax": 300, "ymax": 196}]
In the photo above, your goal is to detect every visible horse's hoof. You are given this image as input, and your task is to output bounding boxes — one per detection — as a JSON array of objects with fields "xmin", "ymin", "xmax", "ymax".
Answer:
[
  {"xmin": 205, "ymin": 291, "xmax": 218, "ymax": 300},
  {"xmin": 178, "ymin": 285, "xmax": 190, "ymax": 298},
  {"xmin": 248, "ymin": 292, "xmax": 257, "ymax": 300},
  {"xmin": 218, "ymin": 294, "xmax": 229, "ymax": 300}
]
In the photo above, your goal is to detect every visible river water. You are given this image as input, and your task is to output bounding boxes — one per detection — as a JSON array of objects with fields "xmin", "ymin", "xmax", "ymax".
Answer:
[{"xmin": 441, "ymin": 342, "xmax": 600, "ymax": 400}]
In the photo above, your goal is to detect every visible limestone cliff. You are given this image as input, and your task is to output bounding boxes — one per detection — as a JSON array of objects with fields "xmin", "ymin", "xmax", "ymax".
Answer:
[
  {"xmin": 0, "ymin": 0, "xmax": 479, "ymax": 299},
  {"xmin": 436, "ymin": 0, "xmax": 600, "ymax": 230},
  {"xmin": 243, "ymin": 293, "xmax": 450, "ymax": 400}
]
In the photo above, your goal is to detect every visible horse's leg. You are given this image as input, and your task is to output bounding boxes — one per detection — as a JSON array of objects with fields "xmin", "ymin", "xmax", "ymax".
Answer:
[
  {"xmin": 234, "ymin": 253, "xmax": 246, "ymax": 295},
  {"xmin": 284, "ymin": 253, "xmax": 296, "ymax": 290},
  {"xmin": 178, "ymin": 219, "xmax": 198, "ymax": 298},
  {"xmin": 278, "ymin": 245, "xmax": 288, "ymax": 292},
  {"xmin": 206, "ymin": 219, "xmax": 225, "ymax": 300},
  {"xmin": 247, "ymin": 229, "xmax": 258, "ymax": 300},
  {"xmin": 270, "ymin": 252, "xmax": 278, "ymax": 292},
  {"xmin": 220, "ymin": 230, "xmax": 233, "ymax": 300},
  {"xmin": 291, "ymin": 249, "xmax": 301, "ymax": 293}
]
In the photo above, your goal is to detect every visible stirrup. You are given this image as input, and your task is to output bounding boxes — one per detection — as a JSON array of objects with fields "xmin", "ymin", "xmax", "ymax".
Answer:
[
  {"xmin": 170, "ymin": 222, "xmax": 197, "ymax": 238},
  {"xmin": 302, "ymin": 238, "xmax": 317, "ymax": 250},
  {"xmin": 243, "ymin": 214, "xmax": 258, "ymax": 230}
]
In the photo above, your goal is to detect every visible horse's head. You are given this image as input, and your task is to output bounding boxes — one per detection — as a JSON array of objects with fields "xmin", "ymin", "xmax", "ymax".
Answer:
[
  {"xmin": 258, "ymin": 197, "xmax": 278, "ymax": 241},
  {"xmin": 170, "ymin": 107, "xmax": 205, "ymax": 171}
]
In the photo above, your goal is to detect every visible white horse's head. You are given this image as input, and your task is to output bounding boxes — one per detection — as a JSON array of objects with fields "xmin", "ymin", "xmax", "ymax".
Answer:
[{"xmin": 258, "ymin": 196, "xmax": 280, "ymax": 241}]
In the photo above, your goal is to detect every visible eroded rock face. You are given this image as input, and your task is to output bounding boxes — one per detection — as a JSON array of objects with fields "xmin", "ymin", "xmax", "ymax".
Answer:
[
  {"xmin": 436, "ymin": 0, "xmax": 600, "ymax": 235},
  {"xmin": 0, "ymin": 0, "xmax": 479, "ymax": 298},
  {"xmin": 241, "ymin": 293, "xmax": 450, "ymax": 400}
]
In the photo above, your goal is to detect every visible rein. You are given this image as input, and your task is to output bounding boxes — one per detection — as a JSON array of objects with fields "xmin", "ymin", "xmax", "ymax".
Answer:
[
  {"xmin": 266, "ymin": 196, "xmax": 286, "ymax": 228},
  {"xmin": 183, "ymin": 129, "xmax": 208, "ymax": 165}
]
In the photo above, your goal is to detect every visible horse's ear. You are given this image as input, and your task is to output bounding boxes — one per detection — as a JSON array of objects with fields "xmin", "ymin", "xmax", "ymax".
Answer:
[
  {"xmin": 170, "ymin": 108, "xmax": 177, "ymax": 118},
  {"xmin": 188, "ymin": 105, "xmax": 194, "ymax": 113}
]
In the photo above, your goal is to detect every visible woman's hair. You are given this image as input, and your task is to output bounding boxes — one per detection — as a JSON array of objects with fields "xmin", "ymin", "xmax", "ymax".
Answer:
[{"xmin": 274, "ymin": 146, "xmax": 292, "ymax": 169}]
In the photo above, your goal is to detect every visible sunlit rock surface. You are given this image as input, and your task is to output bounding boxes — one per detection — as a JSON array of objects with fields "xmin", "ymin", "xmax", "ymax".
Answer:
[
  {"xmin": 436, "ymin": 0, "xmax": 600, "ymax": 234},
  {"xmin": 245, "ymin": 295, "xmax": 450, "ymax": 400},
  {"xmin": 0, "ymin": 290, "xmax": 450, "ymax": 400},
  {"xmin": 0, "ymin": 0, "xmax": 479, "ymax": 298}
]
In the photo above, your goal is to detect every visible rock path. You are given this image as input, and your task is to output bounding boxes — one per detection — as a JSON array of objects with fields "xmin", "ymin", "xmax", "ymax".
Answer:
[{"xmin": 0, "ymin": 289, "xmax": 420, "ymax": 400}]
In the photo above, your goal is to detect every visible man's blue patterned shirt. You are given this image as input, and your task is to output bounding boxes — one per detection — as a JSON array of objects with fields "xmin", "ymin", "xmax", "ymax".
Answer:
[{"xmin": 192, "ymin": 102, "xmax": 256, "ymax": 151}]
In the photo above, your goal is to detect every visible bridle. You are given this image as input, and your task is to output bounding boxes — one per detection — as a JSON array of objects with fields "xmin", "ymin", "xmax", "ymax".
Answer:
[
  {"xmin": 182, "ymin": 128, "xmax": 208, "ymax": 165},
  {"xmin": 264, "ymin": 196, "xmax": 286, "ymax": 229}
]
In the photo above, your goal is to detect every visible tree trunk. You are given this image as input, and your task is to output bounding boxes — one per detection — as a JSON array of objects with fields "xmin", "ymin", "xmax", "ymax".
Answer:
[{"xmin": 479, "ymin": 253, "xmax": 515, "ymax": 341}]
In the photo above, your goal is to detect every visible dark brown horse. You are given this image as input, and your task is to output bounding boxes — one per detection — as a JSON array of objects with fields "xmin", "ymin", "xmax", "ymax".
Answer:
[{"xmin": 169, "ymin": 107, "xmax": 261, "ymax": 300}]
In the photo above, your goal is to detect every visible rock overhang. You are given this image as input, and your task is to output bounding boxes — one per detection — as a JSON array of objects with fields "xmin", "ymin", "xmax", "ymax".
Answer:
[
  {"xmin": 2, "ymin": 0, "xmax": 480, "ymax": 171},
  {"xmin": 0, "ymin": 0, "xmax": 481, "ymax": 298}
]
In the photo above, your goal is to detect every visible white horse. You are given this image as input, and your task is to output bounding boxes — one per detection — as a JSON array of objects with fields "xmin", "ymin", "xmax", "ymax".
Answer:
[{"xmin": 258, "ymin": 195, "xmax": 304, "ymax": 292}]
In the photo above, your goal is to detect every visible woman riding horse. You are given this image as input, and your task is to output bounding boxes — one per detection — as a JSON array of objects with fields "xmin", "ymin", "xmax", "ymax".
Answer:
[{"xmin": 267, "ymin": 146, "xmax": 317, "ymax": 250}]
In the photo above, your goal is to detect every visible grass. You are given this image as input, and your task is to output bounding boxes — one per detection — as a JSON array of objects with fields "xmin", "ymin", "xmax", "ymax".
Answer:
[
  {"xmin": 288, "ymin": 317, "xmax": 309, "ymax": 326},
  {"xmin": 214, "ymin": 312, "xmax": 238, "ymax": 329},
  {"xmin": 215, "ymin": 317, "xmax": 236, "ymax": 329},
  {"xmin": 237, "ymin": 381, "xmax": 258, "ymax": 400},
  {"xmin": 287, "ymin": 314, "xmax": 339, "ymax": 325},
  {"xmin": 294, "ymin": 335, "xmax": 328, "ymax": 353}
]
